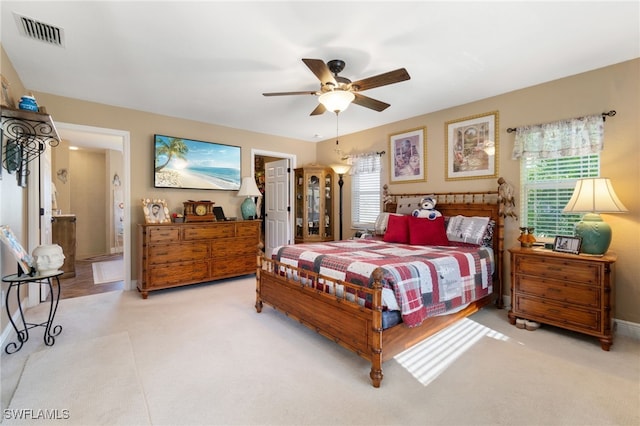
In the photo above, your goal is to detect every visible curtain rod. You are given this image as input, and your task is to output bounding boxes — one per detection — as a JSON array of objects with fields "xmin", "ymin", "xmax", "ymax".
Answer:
[
  {"xmin": 506, "ymin": 110, "xmax": 616, "ymax": 133},
  {"xmin": 341, "ymin": 150, "xmax": 386, "ymax": 160}
]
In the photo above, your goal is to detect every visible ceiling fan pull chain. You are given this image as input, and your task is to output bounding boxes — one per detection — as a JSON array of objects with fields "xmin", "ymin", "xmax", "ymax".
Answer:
[{"xmin": 336, "ymin": 113, "xmax": 340, "ymax": 146}]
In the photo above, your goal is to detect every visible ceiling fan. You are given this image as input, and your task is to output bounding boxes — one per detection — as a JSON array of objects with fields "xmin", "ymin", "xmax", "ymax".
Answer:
[{"xmin": 263, "ymin": 58, "xmax": 410, "ymax": 115}]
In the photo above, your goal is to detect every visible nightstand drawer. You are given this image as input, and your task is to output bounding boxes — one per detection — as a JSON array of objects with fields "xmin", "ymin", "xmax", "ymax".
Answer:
[
  {"xmin": 515, "ymin": 276, "xmax": 600, "ymax": 307},
  {"xmin": 515, "ymin": 295, "xmax": 600, "ymax": 332},
  {"xmin": 515, "ymin": 255, "xmax": 599, "ymax": 285}
]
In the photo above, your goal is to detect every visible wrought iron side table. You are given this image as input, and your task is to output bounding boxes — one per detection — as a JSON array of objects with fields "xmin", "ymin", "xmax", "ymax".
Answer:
[{"xmin": 2, "ymin": 270, "xmax": 63, "ymax": 354}]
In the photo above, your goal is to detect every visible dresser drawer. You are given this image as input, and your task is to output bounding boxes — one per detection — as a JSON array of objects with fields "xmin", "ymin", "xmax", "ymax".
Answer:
[
  {"xmin": 146, "ymin": 260, "xmax": 210, "ymax": 288},
  {"xmin": 147, "ymin": 227, "xmax": 180, "ymax": 243},
  {"xmin": 148, "ymin": 242, "xmax": 209, "ymax": 264},
  {"xmin": 212, "ymin": 257, "xmax": 256, "ymax": 277},
  {"xmin": 236, "ymin": 222, "xmax": 259, "ymax": 237},
  {"xmin": 211, "ymin": 236, "xmax": 258, "ymax": 257},
  {"xmin": 184, "ymin": 223, "xmax": 235, "ymax": 240},
  {"xmin": 514, "ymin": 295, "xmax": 601, "ymax": 332},
  {"xmin": 515, "ymin": 276, "xmax": 600, "ymax": 308},
  {"xmin": 515, "ymin": 255, "xmax": 600, "ymax": 285}
]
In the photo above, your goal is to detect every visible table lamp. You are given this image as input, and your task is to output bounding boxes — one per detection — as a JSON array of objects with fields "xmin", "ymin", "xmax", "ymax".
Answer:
[
  {"xmin": 562, "ymin": 177, "xmax": 627, "ymax": 255},
  {"xmin": 237, "ymin": 176, "xmax": 261, "ymax": 220}
]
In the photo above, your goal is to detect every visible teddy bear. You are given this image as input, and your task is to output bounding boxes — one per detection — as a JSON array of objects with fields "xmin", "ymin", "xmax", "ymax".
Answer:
[{"xmin": 412, "ymin": 196, "xmax": 442, "ymax": 220}]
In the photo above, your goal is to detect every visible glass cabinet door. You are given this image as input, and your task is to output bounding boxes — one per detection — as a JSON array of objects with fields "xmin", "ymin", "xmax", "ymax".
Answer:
[
  {"xmin": 295, "ymin": 169, "xmax": 304, "ymax": 240},
  {"xmin": 294, "ymin": 166, "xmax": 334, "ymax": 243},
  {"xmin": 306, "ymin": 174, "xmax": 320, "ymax": 236},
  {"xmin": 324, "ymin": 172, "xmax": 333, "ymax": 239}
]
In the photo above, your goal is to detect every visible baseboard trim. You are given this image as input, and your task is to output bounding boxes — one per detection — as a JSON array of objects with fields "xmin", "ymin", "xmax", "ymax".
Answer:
[{"xmin": 615, "ymin": 319, "xmax": 640, "ymax": 340}]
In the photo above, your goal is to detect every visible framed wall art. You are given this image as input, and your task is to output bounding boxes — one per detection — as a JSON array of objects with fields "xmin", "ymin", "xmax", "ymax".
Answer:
[
  {"xmin": 154, "ymin": 134, "xmax": 241, "ymax": 190},
  {"xmin": 388, "ymin": 127, "xmax": 426, "ymax": 184},
  {"xmin": 142, "ymin": 198, "xmax": 171, "ymax": 224},
  {"xmin": 445, "ymin": 111, "xmax": 498, "ymax": 181}
]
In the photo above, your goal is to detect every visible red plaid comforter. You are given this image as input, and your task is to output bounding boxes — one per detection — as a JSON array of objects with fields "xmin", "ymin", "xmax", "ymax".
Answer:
[{"xmin": 272, "ymin": 239, "xmax": 494, "ymax": 327}]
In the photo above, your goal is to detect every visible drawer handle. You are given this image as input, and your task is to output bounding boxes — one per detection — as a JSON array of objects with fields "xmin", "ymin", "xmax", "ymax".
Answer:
[
  {"xmin": 155, "ymin": 251, "xmax": 168, "ymax": 256},
  {"xmin": 547, "ymin": 266, "xmax": 561, "ymax": 271},
  {"xmin": 548, "ymin": 287, "xmax": 561, "ymax": 292},
  {"xmin": 547, "ymin": 308, "xmax": 561, "ymax": 315}
]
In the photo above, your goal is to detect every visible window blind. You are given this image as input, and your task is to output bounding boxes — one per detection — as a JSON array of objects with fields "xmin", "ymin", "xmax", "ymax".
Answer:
[
  {"xmin": 351, "ymin": 155, "xmax": 381, "ymax": 228},
  {"xmin": 521, "ymin": 154, "xmax": 599, "ymax": 237}
]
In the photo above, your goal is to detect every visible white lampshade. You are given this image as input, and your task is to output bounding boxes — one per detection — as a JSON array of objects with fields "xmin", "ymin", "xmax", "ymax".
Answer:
[
  {"xmin": 562, "ymin": 178, "xmax": 628, "ymax": 213},
  {"xmin": 318, "ymin": 91, "xmax": 355, "ymax": 113},
  {"xmin": 331, "ymin": 164, "xmax": 351, "ymax": 175},
  {"xmin": 562, "ymin": 177, "xmax": 627, "ymax": 255},
  {"xmin": 237, "ymin": 176, "xmax": 261, "ymax": 198}
]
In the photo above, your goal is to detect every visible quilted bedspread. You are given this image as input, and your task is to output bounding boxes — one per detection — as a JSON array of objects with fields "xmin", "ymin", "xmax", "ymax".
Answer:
[{"xmin": 272, "ymin": 239, "xmax": 494, "ymax": 327}]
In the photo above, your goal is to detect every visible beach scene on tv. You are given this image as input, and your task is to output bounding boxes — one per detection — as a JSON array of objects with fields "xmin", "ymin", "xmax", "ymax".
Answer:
[{"xmin": 154, "ymin": 135, "xmax": 241, "ymax": 190}]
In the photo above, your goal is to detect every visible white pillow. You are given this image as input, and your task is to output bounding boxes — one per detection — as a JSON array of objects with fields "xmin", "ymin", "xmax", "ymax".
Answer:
[
  {"xmin": 374, "ymin": 212, "xmax": 401, "ymax": 235},
  {"xmin": 446, "ymin": 215, "xmax": 490, "ymax": 246},
  {"xmin": 395, "ymin": 197, "xmax": 424, "ymax": 215}
]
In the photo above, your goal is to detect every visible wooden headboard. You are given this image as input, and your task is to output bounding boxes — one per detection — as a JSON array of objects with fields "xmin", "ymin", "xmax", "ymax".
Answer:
[{"xmin": 381, "ymin": 180, "xmax": 510, "ymax": 309}]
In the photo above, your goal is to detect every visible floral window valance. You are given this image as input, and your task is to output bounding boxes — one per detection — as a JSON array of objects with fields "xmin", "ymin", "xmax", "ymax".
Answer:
[
  {"xmin": 347, "ymin": 152, "xmax": 382, "ymax": 175},
  {"xmin": 511, "ymin": 114, "xmax": 604, "ymax": 160}
]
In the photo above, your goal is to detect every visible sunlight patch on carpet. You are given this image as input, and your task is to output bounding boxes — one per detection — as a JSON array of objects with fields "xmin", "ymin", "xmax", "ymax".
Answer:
[
  {"xmin": 394, "ymin": 317, "xmax": 508, "ymax": 386},
  {"xmin": 92, "ymin": 259, "xmax": 123, "ymax": 284}
]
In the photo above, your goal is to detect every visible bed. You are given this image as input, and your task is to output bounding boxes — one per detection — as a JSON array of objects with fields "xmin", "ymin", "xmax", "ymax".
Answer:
[{"xmin": 255, "ymin": 182, "xmax": 508, "ymax": 388}]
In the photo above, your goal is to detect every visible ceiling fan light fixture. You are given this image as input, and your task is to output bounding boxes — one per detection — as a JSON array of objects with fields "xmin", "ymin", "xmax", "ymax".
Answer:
[{"xmin": 318, "ymin": 90, "xmax": 355, "ymax": 113}]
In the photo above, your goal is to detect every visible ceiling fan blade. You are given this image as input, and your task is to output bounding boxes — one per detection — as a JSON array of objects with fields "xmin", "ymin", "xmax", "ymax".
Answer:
[
  {"xmin": 352, "ymin": 93, "xmax": 390, "ymax": 112},
  {"xmin": 310, "ymin": 103, "xmax": 326, "ymax": 116},
  {"xmin": 350, "ymin": 68, "xmax": 410, "ymax": 92},
  {"xmin": 263, "ymin": 91, "xmax": 317, "ymax": 97},
  {"xmin": 302, "ymin": 58, "xmax": 337, "ymax": 86}
]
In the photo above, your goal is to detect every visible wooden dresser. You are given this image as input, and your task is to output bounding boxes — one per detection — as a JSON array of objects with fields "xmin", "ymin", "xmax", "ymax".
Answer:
[
  {"xmin": 137, "ymin": 220, "xmax": 260, "ymax": 299},
  {"xmin": 508, "ymin": 247, "xmax": 616, "ymax": 350},
  {"xmin": 52, "ymin": 214, "xmax": 76, "ymax": 278}
]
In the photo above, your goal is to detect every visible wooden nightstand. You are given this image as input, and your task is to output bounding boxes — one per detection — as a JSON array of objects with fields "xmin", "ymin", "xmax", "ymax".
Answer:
[{"xmin": 508, "ymin": 247, "xmax": 616, "ymax": 351}]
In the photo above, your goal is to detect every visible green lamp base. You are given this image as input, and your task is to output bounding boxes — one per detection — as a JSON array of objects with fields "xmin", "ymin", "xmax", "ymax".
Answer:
[
  {"xmin": 575, "ymin": 213, "xmax": 612, "ymax": 255},
  {"xmin": 241, "ymin": 197, "xmax": 257, "ymax": 220}
]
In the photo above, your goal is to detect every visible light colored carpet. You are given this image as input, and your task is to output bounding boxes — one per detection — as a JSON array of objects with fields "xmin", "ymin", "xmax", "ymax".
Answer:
[
  {"xmin": 91, "ymin": 259, "xmax": 124, "ymax": 284},
  {"xmin": 1, "ymin": 277, "xmax": 638, "ymax": 425},
  {"xmin": 5, "ymin": 331, "xmax": 150, "ymax": 425},
  {"xmin": 424, "ymin": 336, "xmax": 639, "ymax": 425}
]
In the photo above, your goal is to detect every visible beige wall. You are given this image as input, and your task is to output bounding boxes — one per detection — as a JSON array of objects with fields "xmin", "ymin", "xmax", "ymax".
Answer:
[
  {"xmin": 1, "ymin": 47, "xmax": 29, "ymax": 328},
  {"xmin": 2, "ymin": 40, "xmax": 638, "ymax": 324},
  {"xmin": 317, "ymin": 58, "xmax": 640, "ymax": 323}
]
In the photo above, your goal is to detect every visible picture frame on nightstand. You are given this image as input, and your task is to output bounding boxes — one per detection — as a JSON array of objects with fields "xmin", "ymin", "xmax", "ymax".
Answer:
[{"xmin": 553, "ymin": 235, "xmax": 581, "ymax": 254}]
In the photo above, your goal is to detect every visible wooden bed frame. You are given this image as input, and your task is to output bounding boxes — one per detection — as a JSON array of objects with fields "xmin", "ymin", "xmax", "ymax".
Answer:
[{"xmin": 255, "ymin": 182, "xmax": 507, "ymax": 388}]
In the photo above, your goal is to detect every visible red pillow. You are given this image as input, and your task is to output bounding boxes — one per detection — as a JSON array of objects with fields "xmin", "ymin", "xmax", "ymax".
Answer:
[
  {"xmin": 383, "ymin": 214, "xmax": 409, "ymax": 244},
  {"xmin": 408, "ymin": 216, "xmax": 449, "ymax": 246}
]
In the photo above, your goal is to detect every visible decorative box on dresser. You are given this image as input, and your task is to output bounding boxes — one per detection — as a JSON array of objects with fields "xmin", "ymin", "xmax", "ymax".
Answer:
[
  {"xmin": 508, "ymin": 247, "xmax": 616, "ymax": 351},
  {"xmin": 137, "ymin": 220, "xmax": 260, "ymax": 299}
]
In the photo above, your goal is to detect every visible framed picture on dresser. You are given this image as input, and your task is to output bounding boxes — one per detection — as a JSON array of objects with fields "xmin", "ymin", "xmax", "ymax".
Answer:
[{"xmin": 553, "ymin": 235, "xmax": 581, "ymax": 254}]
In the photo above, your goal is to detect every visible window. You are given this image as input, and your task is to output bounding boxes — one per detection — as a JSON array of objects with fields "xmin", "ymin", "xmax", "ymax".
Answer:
[
  {"xmin": 351, "ymin": 155, "xmax": 381, "ymax": 229},
  {"xmin": 521, "ymin": 154, "xmax": 599, "ymax": 238}
]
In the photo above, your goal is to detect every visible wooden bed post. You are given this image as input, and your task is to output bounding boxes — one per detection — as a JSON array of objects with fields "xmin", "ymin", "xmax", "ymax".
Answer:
[{"xmin": 370, "ymin": 268, "xmax": 385, "ymax": 387}]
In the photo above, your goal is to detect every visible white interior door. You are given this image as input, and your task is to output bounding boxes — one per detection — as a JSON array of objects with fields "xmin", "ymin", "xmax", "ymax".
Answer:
[
  {"xmin": 264, "ymin": 158, "xmax": 290, "ymax": 257},
  {"xmin": 26, "ymin": 144, "xmax": 53, "ymax": 306}
]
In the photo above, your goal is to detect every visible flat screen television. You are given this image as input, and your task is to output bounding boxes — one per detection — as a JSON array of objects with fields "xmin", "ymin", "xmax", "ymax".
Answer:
[{"xmin": 154, "ymin": 134, "xmax": 241, "ymax": 190}]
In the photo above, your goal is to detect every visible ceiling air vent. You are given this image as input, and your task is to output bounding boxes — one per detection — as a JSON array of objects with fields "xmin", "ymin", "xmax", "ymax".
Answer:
[{"xmin": 14, "ymin": 13, "xmax": 65, "ymax": 47}]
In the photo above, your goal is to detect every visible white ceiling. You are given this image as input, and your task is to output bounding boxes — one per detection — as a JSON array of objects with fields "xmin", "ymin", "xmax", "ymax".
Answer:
[{"xmin": 1, "ymin": 1, "xmax": 638, "ymax": 145}]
